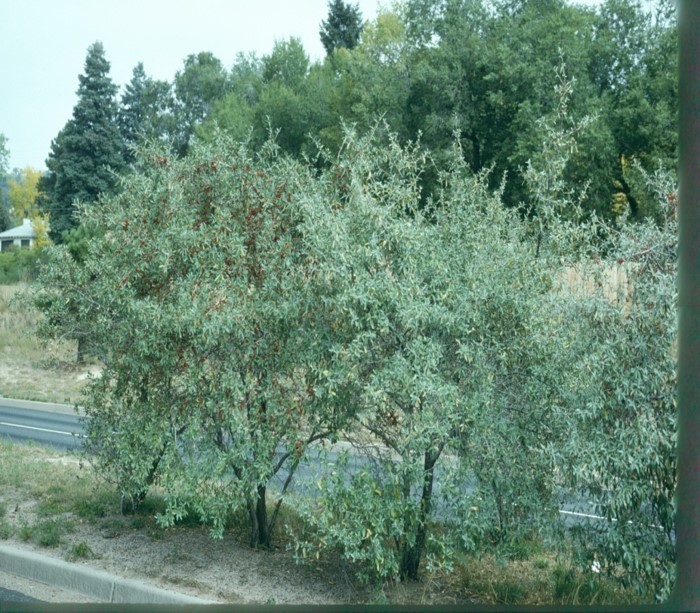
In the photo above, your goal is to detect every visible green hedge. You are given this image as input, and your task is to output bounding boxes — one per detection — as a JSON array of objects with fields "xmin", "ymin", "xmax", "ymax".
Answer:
[{"xmin": 0, "ymin": 248, "xmax": 48, "ymax": 284}]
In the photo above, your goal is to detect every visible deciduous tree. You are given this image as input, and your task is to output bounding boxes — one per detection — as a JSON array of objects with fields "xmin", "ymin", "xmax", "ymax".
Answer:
[
  {"xmin": 172, "ymin": 52, "xmax": 230, "ymax": 155},
  {"xmin": 7, "ymin": 167, "xmax": 42, "ymax": 219},
  {"xmin": 293, "ymin": 126, "xmax": 564, "ymax": 581},
  {"xmin": 25, "ymin": 61, "xmax": 677, "ymax": 597},
  {"xmin": 28, "ymin": 135, "xmax": 336, "ymax": 548}
]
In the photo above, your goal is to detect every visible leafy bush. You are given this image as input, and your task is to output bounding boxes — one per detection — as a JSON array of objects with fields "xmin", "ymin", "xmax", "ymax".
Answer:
[
  {"xmin": 26, "ymin": 136, "xmax": 336, "ymax": 549},
  {"xmin": 291, "ymin": 124, "xmax": 566, "ymax": 582},
  {"xmin": 24, "ymin": 65, "xmax": 676, "ymax": 600},
  {"xmin": 67, "ymin": 541, "xmax": 96, "ymax": 560},
  {"xmin": 0, "ymin": 247, "xmax": 47, "ymax": 284},
  {"xmin": 556, "ymin": 172, "xmax": 677, "ymax": 600},
  {"xmin": 19, "ymin": 518, "xmax": 70, "ymax": 548}
]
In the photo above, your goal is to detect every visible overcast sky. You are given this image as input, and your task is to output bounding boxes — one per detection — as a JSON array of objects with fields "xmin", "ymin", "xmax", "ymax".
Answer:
[
  {"xmin": 0, "ymin": 0, "xmax": 384, "ymax": 171},
  {"xmin": 1, "ymin": 0, "xmax": 608, "ymax": 173}
]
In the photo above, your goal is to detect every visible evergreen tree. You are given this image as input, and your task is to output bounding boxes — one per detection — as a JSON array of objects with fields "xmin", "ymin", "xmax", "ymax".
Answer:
[
  {"xmin": 118, "ymin": 63, "xmax": 175, "ymax": 162},
  {"xmin": 118, "ymin": 62, "xmax": 149, "ymax": 155},
  {"xmin": 0, "ymin": 133, "xmax": 9, "ymax": 178},
  {"xmin": 319, "ymin": 0, "xmax": 363, "ymax": 56},
  {"xmin": 39, "ymin": 42, "xmax": 125, "ymax": 242}
]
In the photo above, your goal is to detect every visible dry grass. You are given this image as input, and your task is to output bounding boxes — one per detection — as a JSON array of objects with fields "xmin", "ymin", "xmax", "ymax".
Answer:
[
  {"xmin": 449, "ymin": 551, "xmax": 646, "ymax": 606},
  {"xmin": 0, "ymin": 439, "xmax": 363, "ymax": 604},
  {"xmin": 0, "ymin": 434, "xmax": 648, "ymax": 606},
  {"xmin": 0, "ymin": 283, "xmax": 97, "ymax": 404}
]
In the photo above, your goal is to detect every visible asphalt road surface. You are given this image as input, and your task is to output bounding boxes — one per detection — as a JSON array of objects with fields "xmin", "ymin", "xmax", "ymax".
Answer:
[
  {"xmin": 0, "ymin": 400, "xmax": 84, "ymax": 450},
  {"xmin": 0, "ymin": 586, "xmax": 41, "ymax": 602}
]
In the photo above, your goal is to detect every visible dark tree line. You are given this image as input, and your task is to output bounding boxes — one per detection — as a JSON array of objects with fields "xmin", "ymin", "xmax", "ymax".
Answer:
[{"xmin": 38, "ymin": 0, "xmax": 677, "ymax": 243}]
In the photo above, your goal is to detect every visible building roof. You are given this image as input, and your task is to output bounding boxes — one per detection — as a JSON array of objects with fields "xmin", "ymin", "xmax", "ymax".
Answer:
[{"xmin": 0, "ymin": 218, "xmax": 36, "ymax": 239}]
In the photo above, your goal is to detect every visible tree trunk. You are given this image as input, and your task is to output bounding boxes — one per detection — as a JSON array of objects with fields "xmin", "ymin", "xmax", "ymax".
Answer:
[
  {"xmin": 256, "ymin": 484, "xmax": 270, "ymax": 547},
  {"xmin": 77, "ymin": 335, "xmax": 86, "ymax": 364},
  {"xmin": 248, "ymin": 484, "xmax": 270, "ymax": 548},
  {"xmin": 399, "ymin": 449, "xmax": 438, "ymax": 581},
  {"xmin": 121, "ymin": 449, "xmax": 163, "ymax": 514},
  {"xmin": 617, "ymin": 158, "xmax": 640, "ymax": 217}
]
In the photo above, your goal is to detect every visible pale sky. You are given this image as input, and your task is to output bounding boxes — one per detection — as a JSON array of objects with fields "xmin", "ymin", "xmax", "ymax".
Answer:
[
  {"xmin": 0, "ymin": 0, "xmax": 607, "ymax": 173},
  {"xmin": 0, "ymin": 0, "xmax": 383, "ymax": 171}
]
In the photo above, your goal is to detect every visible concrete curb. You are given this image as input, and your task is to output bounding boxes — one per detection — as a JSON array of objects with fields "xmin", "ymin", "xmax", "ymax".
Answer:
[{"xmin": 0, "ymin": 545, "xmax": 217, "ymax": 604}]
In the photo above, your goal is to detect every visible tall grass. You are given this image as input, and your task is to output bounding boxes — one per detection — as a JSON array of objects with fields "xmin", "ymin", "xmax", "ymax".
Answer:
[
  {"xmin": 0, "ymin": 283, "xmax": 39, "ymax": 353},
  {"xmin": 0, "ymin": 283, "xmax": 91, "ymax": 403}
]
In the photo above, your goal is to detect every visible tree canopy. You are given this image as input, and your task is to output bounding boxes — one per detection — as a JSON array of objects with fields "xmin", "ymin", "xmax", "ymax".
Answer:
[
  {"xmin": 320, "ymin": 0, "xmax": 364, "ymax": 55},
  {"xmin": 26, "ymin": 81, "xmax": 678, "ymax": 595},
  {"xmin": 0, "ymin": 133, "xmax": 9, "ymax": 178},
  {"xmin": 0, "ymin": 133, "xmax": 11, "ymax": 231},
  {"xmin": 118, "ymin": 62, "xmax": 175, "ymax": 162},
  {"xmin": 7, "ymin": 167, "xmax": 42, "ymax": 220},
  {"xmin": 22, "ymin": 0, "xmax": 679, "ymax": 601},
  {"xmin": 38, "ymin": 42, "xmax": 125, "ymax": 242},
  {"xmin": 29, "ymin": 2, "xmax": 677, "ymax": 229}
]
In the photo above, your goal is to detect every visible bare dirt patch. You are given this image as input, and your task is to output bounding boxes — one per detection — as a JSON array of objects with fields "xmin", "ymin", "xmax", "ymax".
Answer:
[{"xmin": 0, "ymin": 481, "xmax": 361, "ymax": 604}]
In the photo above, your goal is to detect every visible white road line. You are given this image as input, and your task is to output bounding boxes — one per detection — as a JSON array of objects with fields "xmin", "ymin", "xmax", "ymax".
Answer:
[
  {"xmin": 559, "ymin": 509, "xmax": 607, "ymax": 521},
  {"xmin": 0, "ymin": 421, "xmax": 85, "ymax": 437},
  {"xmin": 559, "ymin": 508, "xmax": 665, "ymax": 531}
]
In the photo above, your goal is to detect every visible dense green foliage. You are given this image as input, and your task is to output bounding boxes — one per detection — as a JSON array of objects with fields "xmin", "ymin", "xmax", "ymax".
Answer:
[
  {"xmin": 559, "ymin": 169, "xmax": 677, "ymax": 598},
  {"xmin": 197, "ymin": 0, "xmax": 677, "ymax": 221},
  {"xmin": 36, "ymin": 1, "xmax": 677, "ymax": 226},
  {"xmin": 291, "ymin": 126, "xmax": 566, "ymax": 581},
  {"xmin": 26, "ymin": 82, "xmax": 677, "ymax": 599},
  {"xmin": 319, "ymin": 0, "xmax": 364, "ymax": 55},
  {"xmin": 171, "ymin": 52, "xmax": 232, "ymax": 155},
  {"xmin": 0, "ymin": 133, "xmax": 12, "ymax": 231},
  {"xmin": 29, "ymin": 137, "xmax": 340, "ymax": 548},
  {"xmin": 38, "ymin": 42, "xmax": 125, "ymax": 242},
  {"xmin": 118, "ymin": 63, "xmax": 175, "ymax": 163},
  {"xmin": 0, "ymin": 247, "xmax": 47, "ymax": 284},
  {"xmin": 25, "ymin": 0, "xmax": 678, "ymax": 603},
  {"xmin": 0, "ymin": 134, "xmax": 8, "ymax": 177}
]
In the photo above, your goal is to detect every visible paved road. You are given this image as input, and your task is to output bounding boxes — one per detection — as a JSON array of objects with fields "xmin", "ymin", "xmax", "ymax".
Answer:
[
  {"xmin": 0, "ymin": 397, "xmax": 607, "ymax": 529},
  {"xmin": 0, "ymin": 399, "xmax": 84, "ymax": 450},
  {"xmin": 269, "ymin": 445, "xmax": 609, "ymax": 530},
  {"xmin": 0, "ymin": 586, "xmax": 41, "ymax": 602}
]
